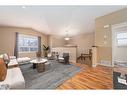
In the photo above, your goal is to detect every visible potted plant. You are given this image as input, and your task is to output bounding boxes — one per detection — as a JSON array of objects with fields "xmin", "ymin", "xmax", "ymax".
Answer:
[{"xmin": 42, "ymin": 44, "xmax": 50, "ymax": 57}]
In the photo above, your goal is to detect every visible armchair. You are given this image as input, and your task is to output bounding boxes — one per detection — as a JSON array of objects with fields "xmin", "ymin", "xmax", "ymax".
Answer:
[
  {"xmin": 58, "ymin": 53, "xmax": 69, "ymax": 64},
  {"xmin": 47, "ymin": 52, "xmax": 55, "ymax": 60}
]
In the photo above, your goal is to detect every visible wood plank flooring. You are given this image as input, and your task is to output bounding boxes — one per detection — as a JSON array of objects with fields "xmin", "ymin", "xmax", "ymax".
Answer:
[{"xmin": 57, "ymin": 63, "xmax": 113, "ymax": 89}]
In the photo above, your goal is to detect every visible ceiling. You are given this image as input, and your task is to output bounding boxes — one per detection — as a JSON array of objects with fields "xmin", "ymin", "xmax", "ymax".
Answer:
[{"xmin": 0, "ymin": 6, "xmax": 126, "ymax": 37}]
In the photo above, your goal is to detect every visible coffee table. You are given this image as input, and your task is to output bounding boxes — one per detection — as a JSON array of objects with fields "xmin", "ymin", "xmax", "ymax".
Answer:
[{"xmin": 30, "ymin": 58, "xmax": 48, "ymax": 72}]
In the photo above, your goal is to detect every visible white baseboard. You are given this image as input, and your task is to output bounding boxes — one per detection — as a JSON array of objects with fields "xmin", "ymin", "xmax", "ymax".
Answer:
[
  {"xmin": 100, "ymin": 60, "xmax": 113, "ymax": 67},
  {"xmin": 99, "ymin": 63, "xmax": 113, "ymax": 67}
]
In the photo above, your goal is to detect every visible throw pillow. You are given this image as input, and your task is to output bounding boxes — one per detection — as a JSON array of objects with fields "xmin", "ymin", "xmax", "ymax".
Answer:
[
  {"xmin": 0, "ymin": 58, "xmax": 7, "ymax": 81},
  {"xmin": 0, "ymin": 54, "xmax": 3, "ymax": 58},
  {"xmin": 3, "ymin": 53, "xmax": 10, "ymax": 68}
]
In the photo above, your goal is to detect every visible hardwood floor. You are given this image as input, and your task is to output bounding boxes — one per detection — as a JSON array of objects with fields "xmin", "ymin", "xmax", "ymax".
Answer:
[{"xmin": 57, "ymin": 63, "xmax": 113, "ymax": 89}]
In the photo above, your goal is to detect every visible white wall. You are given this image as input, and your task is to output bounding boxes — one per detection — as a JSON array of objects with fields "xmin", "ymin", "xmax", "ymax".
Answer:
[
  {"xmin": 49, "ymin": 33, "xmax": 94, "ymax": 58},
  {"xmin": 68, "ymin": 33, "xmax": 94, "ymax": 57},
  {"xmin": 49, "ymin": 35, "xmax": 66, "ymax": 48},
  {"xmin": 0, "ymin": 27, "xmax": 48, "ymax": 57}
]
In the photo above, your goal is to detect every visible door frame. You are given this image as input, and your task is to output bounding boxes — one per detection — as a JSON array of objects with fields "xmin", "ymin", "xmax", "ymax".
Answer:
[{"xmin": 111, "ymin": 21, "xmax": 127, "ymax": 67}]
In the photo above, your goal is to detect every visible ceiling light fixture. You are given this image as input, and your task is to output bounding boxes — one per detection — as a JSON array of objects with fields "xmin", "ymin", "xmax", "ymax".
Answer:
[
  {"xmin": 64, "ymin": 31, "xmax": 70, "ymax": 41},
  {"xmin": 22, "ymin": 6, "xmax": 26, "ymax": 9}
]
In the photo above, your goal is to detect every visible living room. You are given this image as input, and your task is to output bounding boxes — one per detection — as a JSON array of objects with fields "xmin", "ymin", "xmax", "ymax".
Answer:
[{"xmin": 0, "ymin": 5, "xmax": 127, "ymax": 91}]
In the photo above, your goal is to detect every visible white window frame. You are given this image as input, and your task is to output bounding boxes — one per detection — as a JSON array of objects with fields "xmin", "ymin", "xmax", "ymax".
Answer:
[
  {"xmin": 116, "ymin": 31, "xmax": 127, "ymax": 47},
  {"xmin": 18, "ymin": 34, "xmax": 38, "ymax": 53}
]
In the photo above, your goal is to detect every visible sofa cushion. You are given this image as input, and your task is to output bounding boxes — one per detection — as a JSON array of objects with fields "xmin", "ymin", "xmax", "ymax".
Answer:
[
  {"xmin": 8, "ymin": 59, "xmax": 19, "ymax": 68},
  {"xmin": 0, "ymin": 58, "xmax": 7, "ymax": 81},
  {"xmin": 8, "ymin": 59, "xmax": 18, "ymax": 66},
  {"xmin": 0, "ymin": 67, "xmax": 25, "ymax": 89},
  {"xmin": 9, "ymin": 56, "xmax": 16, "ymax": 60}
]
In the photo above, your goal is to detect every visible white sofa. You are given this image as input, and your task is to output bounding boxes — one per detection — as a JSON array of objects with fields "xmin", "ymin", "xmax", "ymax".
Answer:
[
  {"xmin": 0, "ymin": 58, "xmax": 25, "ymax": 89},
  {"xmin": 0, "ymin": 67, "xmax": 25, "ymax": 89}
]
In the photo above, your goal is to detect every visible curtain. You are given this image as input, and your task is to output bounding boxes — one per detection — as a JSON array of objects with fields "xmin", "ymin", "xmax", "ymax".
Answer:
[
  {"xmin": 14, "ymin": 32, "xmax": 19, "ymax": 58},
  {"xmin": 38, "ymin": 36, "xmax": 41, "ymax": 52}
]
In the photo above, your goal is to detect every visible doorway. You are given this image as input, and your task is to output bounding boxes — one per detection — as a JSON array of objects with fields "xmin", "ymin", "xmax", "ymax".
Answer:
[{"xmin": 112, "ymin": 22, "xmax": 127, "ymax": 67}]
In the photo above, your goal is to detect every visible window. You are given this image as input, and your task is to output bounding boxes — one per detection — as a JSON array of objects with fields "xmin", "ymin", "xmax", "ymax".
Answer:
[
  {"xmin": 18, "ymin": 34, "xmax": 38, "ymax": 52},
  {"xmin": 116, "ymin": 32, "xmax": 127, "ymax": 46}
]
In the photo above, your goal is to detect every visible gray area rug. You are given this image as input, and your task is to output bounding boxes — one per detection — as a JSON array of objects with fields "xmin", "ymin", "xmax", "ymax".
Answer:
[{"xmin": 20, "ymin": 60, "xmax": 81, "ymax": 89}]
